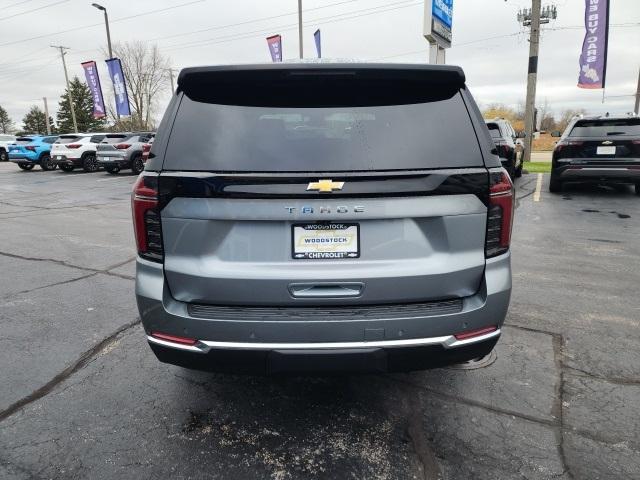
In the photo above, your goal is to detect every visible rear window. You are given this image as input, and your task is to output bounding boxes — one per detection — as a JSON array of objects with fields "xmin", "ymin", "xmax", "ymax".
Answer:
[
  {"xmin": 164, "ymin": 93, "xmax": 481, "ymax": 172},
  {"xmin": 103, "ymin": 135, "xmax": 132, "ymax": 143},
  {"xmin": 569, "ymin": 118, "xmax": 640, "ymax": 137},
  {"xmin": 15, "ymin": 137, "xmax": 34, "ymax": 144},
  {"xmin": 90, "ymin": 135, "xmax": 105, "ymax": 143},
  {"xmin": 56, "ymin": 136, "xmax": 82, "ymax": 144},
  {"xmin": 43, "ymin": 137, "xmax": 57, "ymax": 144},
  {"xmin": 486, "ymin": 123, "xmax": 502, "ymax": 139}
]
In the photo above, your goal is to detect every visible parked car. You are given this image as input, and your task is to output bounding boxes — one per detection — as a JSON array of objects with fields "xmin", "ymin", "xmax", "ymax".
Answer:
[
  {"xmin": 97, "ymin": 132, "xmax": 155, "ymax": 175},
  {"xmin": 51, "ymin": 133, "xmax": 107, "ymax": 172},
  {"xmin": 550, "ymin": 114, "xmax": 640, "ymax": 194},
  {"xmin": 135, "ymin": 63, "xmax": 513, "ymax": 374},
  {"xmin": 8, "ymin": 135, "xmax": 58, "ymax": 170},
  {"xmin": 0, "ymin": 134, "xmax": 17, "ymax": 162},
  {"xmin": 485, "ymin": 118, "xmax": 524, "ymax": 179}
]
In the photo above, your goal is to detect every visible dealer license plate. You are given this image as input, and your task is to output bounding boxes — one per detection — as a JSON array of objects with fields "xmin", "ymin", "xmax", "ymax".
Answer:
[
  {"xmin": 292, "ymin": 223, "xmax": 360, "ymax": 260},
  {"xmin": 597, "ymin": 146, "xmax": 616, "ymax": 155}
]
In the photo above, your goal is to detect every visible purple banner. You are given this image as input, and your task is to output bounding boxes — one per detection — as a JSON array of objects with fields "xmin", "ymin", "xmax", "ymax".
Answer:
[
  {"xmin": 578, "ymin": 0, "xmax": 609, "ymax": 89},
  {"xmin": 314, "ymin": 29, "xmax": 321, "ymax": 58},
  {"xmin": 81, "ymin": 61, "xmax": 106, "ymax": 119},
  {"xmin": 266, "ymin": 34, "xmax": 282, "ymax": 62}
]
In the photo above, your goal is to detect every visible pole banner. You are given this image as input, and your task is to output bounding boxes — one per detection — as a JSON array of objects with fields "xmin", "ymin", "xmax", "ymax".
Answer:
[
  {"xmin": 81, "ymin": 60, "xmax": 106, "ymax": 118},
  {"xmin": 105, "ymin": 57, "xmax": 131, "ymax": 116},
  {"xmin": 578, "ymin": 0, "xmax": 610, "ymax": 89},
  {"xmin": 266, "ymin": 34, "xmax": 283, "ymax": 62},
  {"xmin": 314, "ymin": 29, "xmax": 321, "ymax": 58}
]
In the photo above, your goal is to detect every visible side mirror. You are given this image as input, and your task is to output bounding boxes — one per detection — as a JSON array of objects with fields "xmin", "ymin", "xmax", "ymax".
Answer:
[{"xmin": 551, "ymin": 131, "xmax": 562, "ymax": 137}]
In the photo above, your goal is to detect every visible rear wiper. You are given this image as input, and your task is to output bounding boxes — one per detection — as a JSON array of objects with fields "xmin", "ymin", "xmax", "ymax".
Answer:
[{"xmin": 606, "ymin": 132, "xmax": 625, "ymax": 136}]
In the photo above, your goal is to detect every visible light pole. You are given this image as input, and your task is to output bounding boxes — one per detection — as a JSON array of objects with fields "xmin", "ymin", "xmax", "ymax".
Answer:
[{"xmin": 92, "ymin": 3, "xmax": 113, "ymax": 59}]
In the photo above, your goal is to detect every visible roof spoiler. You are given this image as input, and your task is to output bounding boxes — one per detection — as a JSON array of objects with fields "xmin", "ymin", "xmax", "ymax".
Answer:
[{"xmin": 177, "ymin": 63, "xmax": 466, "ymax": 107}]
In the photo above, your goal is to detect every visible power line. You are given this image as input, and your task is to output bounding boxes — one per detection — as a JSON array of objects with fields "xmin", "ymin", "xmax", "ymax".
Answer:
[
  {"xmin": 145, "ymin": 0, "xmax": 357, "ymax": 43},
  {"xmin": 0, "ymin": 0, "xmax": 70, "ymax": 22},
  {"xmin": 3, "ymin": 0, "xmax": 37, "ymax": 10},
  {"xmin": 161, "ymin": 0, "xmax": 422, "ymax": 53},
  {"xmin": 0, "ymin": 0, "xmax": 206, "ymax": 48}
]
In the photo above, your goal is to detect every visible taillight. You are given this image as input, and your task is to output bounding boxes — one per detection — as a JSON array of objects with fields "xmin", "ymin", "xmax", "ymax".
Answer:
[
  {"xmin": 485, "ymin": 168, "xmax": 514, "ymax": 258},
  {"xmin": 554, "ymin": 140, "xmax": 583, "ymax": 152},
  {"xmin": 25, "ymin": 146, "xmax": 36, "ymax": 151},
  {"xmin": 495, "ymin": 143, "xmax": 510, "ymax": 158},
  {"xmin": 132, "ymin": 173, "xmax": 163, "ymax": 262},
  {"xmin": 116, "ymin": 143, "xmax": 131, "ymax": 149},
  {"xmin": 142, "ymin": 144, "xmax": 151, "ymax": 162},
  {"xmin": 67, "ymin": 144, "xmax": 81, "ymax": 149}
]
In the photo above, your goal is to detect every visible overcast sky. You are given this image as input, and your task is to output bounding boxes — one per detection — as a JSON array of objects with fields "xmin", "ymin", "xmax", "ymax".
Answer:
[{"xmin": 0, "ymin": 0, "xmax": 638, "ymax": 128}]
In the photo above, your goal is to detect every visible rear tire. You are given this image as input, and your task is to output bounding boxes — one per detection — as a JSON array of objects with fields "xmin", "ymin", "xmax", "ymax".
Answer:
[
  {"xmin": 105, "ymin": 165, "xmax": 120, "ymax": 174},
  {"xmin": 82, "ymin": 153, "xmax": 99, "ymax": 173},
  {"xmin": 18, "ymin": 162, "xmax": 34, "ymax": 170},
  {"xmin": 0, "ymin": 149, "xmax": 7, "ymax": 162},
  {"xmin": 39, "ymin": 154, "xmax": 56, "ymax": 171},
  {"xmin": 60, "ymin": 164, "xmax": 74, "ymax": 172},
  {"xmin": 131, "ymin": 154, "xmax": 144, "ymax": 175},
  {"xmin": 549, "ymin": 175, "xmax": 562, "ymax": 193}
]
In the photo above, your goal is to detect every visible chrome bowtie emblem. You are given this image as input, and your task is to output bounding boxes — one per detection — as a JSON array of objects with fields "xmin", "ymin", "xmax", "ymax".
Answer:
[{"xmin": 602, "ymin": 141, "xmax": 614, "ymax": 145}]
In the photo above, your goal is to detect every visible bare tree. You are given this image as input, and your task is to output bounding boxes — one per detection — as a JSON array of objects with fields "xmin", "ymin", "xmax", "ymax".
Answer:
[
  {"xmin": 557, "ymin": 108, "xmax": 588, "ymax": 132},
  {"xmin": 103, "ymin": 41, "xmax": 171, "ymax": 131}
]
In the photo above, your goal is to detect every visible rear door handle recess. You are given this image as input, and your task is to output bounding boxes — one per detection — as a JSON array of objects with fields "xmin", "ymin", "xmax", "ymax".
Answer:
[{"xmin": 288, "ymin": 283, "xmax": 364, "ymax": 298}]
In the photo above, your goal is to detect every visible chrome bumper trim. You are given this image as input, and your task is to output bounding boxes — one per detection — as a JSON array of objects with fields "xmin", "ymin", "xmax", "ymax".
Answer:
[{"xmin": 147, "ymin": 329, "xmax": 501, "ymax": 353}]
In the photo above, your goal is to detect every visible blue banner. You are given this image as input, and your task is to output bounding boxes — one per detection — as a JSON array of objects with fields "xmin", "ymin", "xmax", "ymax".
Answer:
[
  {"xmin": 81, "ymin": 61, "xmax": 106, "ymax": 119},
  {"xmin": 105, "ymin": 58, "xmax": 131, "ymax": 116},
  {"xmin": 314, "ymin": 29, "xmax": 321, "ymax": 58},
  {"xmin": 432, "ymin": 0, "xmax": 453, "ymax": 30}
]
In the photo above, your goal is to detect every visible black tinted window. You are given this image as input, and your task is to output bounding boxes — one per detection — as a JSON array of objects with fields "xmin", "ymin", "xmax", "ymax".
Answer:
[
  {"xmin": 90, "ymin": 135, "xmax": 105, "ymax": 143},
  {"xmin": 15, "ymin": 138, "xmax": 33, "ymax": 144},
  {"xmin": 164, "ymin": 93, "xmax": 481, "ymax": 172},
  {"xmin": 486, "ymin": 123, "xmax": 502, "ymax": 139},
  {"xmin": 570, "ymin": 119, "xmax": 640, "ymax": 137},
  {"xmin": 103, "ymin": 135, "xmax": 131, "ymax": 143},
  {"xmin": 43, "ymin": 137, "xmax": 57, "ymax": 144},
  {"xmin": 56, "ymin": 136, "xmax": 82, "ymax": 144}
]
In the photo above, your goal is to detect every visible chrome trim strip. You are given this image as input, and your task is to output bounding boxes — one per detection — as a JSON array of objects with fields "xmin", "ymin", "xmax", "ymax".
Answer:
[{"xmin": 147, "ymin": 329, "xmax": 501, "ymax": 353}]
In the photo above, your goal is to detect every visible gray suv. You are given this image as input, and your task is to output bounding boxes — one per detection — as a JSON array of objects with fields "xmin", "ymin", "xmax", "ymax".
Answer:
[
  {"xmin": 133, "ymin": 63, "xmax": 513, "ymax": 374},
  {"xmin": 97, "ymin": 132, "xmax": 154, "ymax": 175}
]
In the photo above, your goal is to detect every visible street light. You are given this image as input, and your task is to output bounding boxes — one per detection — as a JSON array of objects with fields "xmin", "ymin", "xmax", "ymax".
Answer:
[{"xmin": 92, "ymin": 3, "xmax": 113, "ymax": 59}]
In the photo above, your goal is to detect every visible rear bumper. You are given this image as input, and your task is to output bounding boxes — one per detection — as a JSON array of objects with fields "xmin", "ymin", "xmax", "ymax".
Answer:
[
  {"xmin": 52, "ymin": 154, "xmax": 82, "ymax": 166},
  {"xmin": 9, "ymin": 155, "xmax": 37, "ymax": 162},
  {"xmin": 97, "ymin": 155, "xmax": 129, "ymax": 168},
  {"xmin": 554, "ymin": 164, "xmax": 640, "ymax": 182},
  {"xmin": 136, "ymin": 252, "xmax": 511, "ymax": 373}
]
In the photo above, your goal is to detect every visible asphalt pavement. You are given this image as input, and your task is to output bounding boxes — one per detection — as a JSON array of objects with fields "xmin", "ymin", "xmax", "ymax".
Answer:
[{"xmin": 0, "ymin": 162, "xmax": 638, "ymax": 480}]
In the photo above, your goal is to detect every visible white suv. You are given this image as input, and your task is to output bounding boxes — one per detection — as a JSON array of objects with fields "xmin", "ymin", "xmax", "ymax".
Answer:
[
  {"xmin": 51, "ymin": 133, "xmax": 107, "ymax": 172},
  {"xmin": 0, "ymin": 134, "xmax": 17, "ymax": 162}
]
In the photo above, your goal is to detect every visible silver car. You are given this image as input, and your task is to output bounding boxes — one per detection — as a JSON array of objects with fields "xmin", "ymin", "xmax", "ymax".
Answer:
[
  {"xmin": 132, "ymin": 63, "xmax": 513, "ymax": 374},
  {"xmin": 97, "ymin": 132, "xmax": 154, "ymax": 175}
]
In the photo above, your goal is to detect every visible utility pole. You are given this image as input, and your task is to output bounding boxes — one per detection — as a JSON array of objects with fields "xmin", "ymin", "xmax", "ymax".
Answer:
[
  {"xmin": 298, "ymin": 0, "xmax": 303, "ymax": 59},
  {"xmin": 634, "ymin": 67, "xmax": 640, "ymax": 115},
  {"xmin": 517, "ymin": 3, "xmax": 557, "ymax": 162},
  {"xmin": 51, "ymin": 45, "xmax": 78, "ymax": 133},
  {"xmin": 42, "ymin": 97, "xmax": 51, "ymax": 135},
  {"xmin": 521, "ymin": 0, "xmax": 541, "ymax": 163}
]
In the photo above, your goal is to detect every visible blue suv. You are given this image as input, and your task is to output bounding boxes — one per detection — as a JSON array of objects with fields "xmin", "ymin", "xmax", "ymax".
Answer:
[{"xmin": 8, "ymin": 135, "xmax": 58, "ymax": 170}]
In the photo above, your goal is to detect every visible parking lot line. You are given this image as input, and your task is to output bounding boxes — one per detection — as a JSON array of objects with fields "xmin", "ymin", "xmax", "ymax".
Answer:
[{"xmin": 533, "ymin": 173, "xmax": 543, "ymax": 202}]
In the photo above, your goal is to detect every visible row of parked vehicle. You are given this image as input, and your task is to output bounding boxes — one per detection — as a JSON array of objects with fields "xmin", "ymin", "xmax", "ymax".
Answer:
[{"xmin": 0, "ymin": 132, "xmax": 155, "ymax": 175}]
